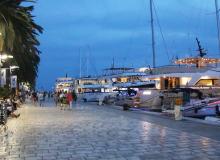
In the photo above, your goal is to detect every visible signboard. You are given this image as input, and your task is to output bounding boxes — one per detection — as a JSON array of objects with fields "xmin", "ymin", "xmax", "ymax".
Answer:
[
  {"xmin": 10, "ymin": 75, "xmax": 17, "ymax": 88},
  {"xmin": 0, "ymin": 68, "xmax": 6, "ymax": 87}
]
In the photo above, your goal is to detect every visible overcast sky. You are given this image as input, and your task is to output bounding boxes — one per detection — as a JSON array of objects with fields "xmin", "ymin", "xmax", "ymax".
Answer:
[{"xmin": 33, "ymin": 0, "xmax": 220, "ymax": 90}]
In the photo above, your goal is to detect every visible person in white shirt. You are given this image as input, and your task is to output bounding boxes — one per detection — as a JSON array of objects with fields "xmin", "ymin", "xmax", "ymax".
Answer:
[{"xmin": 38, "ymin": 92, "xmax": 44, "ymax": 107}]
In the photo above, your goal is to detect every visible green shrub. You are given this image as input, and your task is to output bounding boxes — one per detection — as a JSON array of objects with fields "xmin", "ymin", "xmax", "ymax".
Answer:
[{"xmin": 0, "ymin": 87, "xmax": 11, "ymax": 98}]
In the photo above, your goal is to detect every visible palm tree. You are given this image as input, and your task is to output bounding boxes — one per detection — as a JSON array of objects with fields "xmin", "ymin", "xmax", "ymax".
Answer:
[{"xmin": 0, "ymin": 0, "xmax": 43, "ymax": 87}]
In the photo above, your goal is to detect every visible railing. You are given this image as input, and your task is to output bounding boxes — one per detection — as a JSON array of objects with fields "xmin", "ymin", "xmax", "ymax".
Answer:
[{"xmin": 145, "ymin": 65, "xmax": 213, "ymax": 75}]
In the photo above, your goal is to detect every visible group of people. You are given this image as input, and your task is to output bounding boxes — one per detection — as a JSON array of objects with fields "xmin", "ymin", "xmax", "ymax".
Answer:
[
  {"xmin": 54, "ymin": 91, "xmax": 76, "ymax": 110},
  {"xmin": 28, "ymin": 90, "xmax": 77, "ymax": 109},
  {"xmin": 8, "ymin": 96, "xmax": 22, "ymax": 118},
  {"xmin": 30, "ymin": 91, "xmax": 51, "ymax": 106},
  {"xmin": 0, "ymin": 95, "xmax": 22, "ymax": 120}
]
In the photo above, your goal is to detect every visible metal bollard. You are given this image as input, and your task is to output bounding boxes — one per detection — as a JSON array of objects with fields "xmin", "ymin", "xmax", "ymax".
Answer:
[
  {"xmin": 174, "ymin": 98, "xmax": 183, "ymax": 120},
  {"xmin": 98, "ymin": 98, "xmax": 103, "ymax": 106}
]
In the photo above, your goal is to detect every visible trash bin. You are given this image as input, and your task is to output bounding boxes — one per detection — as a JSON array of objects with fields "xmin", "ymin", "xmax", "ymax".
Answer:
[{"xmin": 123, "ymin": 104, "xmax": 129, "ymax": 111}]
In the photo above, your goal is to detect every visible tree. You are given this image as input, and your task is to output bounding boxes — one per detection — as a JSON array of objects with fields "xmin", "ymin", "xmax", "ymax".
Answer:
[{"xmin": 0, "ymin": 0, "xmax": 43, "ymax": 87}]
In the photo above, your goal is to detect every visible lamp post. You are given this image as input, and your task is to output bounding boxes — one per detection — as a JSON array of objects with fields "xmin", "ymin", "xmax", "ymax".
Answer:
[{"xmin": 0, "ymin": 31, "xmax": 3, "ymax": 52}]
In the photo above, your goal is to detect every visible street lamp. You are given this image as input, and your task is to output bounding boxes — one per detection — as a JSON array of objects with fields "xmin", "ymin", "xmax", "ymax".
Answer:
[
  {"xmin": 0, "ymin": 54, "xmax": 13, "ymax": 61},
  {"xmin": 0, "ymin": 31, "xmax": 3, "ymax": 52},
  {"xmin": 0, "ymin": 53, "xmax": 14, "ymax": 66}
]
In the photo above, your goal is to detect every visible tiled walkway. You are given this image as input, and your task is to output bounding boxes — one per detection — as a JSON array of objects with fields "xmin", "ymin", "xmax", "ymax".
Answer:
[{"xmin": 1, "ymin": 103, "xmax": 220, "ymax": 160}]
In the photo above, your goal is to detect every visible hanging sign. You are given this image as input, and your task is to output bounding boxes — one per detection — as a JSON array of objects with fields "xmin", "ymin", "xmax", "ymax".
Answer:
[
  {"xmin": 10, "ymin": 75, "xmax": 17, "ymax": 88},
  {"xmin": 0, "ymin": 68, "xmax": 6, "ymax": 87}
]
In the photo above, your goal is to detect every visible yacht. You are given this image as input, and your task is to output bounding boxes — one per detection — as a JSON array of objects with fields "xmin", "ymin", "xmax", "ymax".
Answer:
[
  {"xmin": 55, "ymin": 77, "xmax": 75, "ymax": 92},
  {"xmin": 75, "ymin": 76, "xmax": 115, "ymax": 103},
  {"xmin": 75, "ymin": 67, "xmax": 157, "ymax": 104},
  {"xmin": 139, "ymin": 38, "xmax": 220, "ymax": 92},
  {"xmin": 113, "ymin": 43, "xmax": 220, "ymax": 110}
]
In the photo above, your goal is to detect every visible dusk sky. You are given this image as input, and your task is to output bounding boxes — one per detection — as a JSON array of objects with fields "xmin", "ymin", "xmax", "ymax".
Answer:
[{"xmin": 33, "ymin": 0, "xmax": 220, "ymax": 90}]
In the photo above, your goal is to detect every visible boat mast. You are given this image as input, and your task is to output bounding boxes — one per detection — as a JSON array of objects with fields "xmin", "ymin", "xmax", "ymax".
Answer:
[
  {"xmin": 215, "ymin": 0, "xmax": 220, "ymax": 55},
  {"xmin": 112, "ymin": 57, "xmax": 115, "ymax": 68},
  {"xmin": 86, "ymin": 53, "xmax": 89, "ymax": 77},
  {"xmin": 150, "ymin": 0, "xmax": 156, "ymax": 68},
  {"xmin": 86, "ymin": 46, "xmax": 90, "ymax": 77},
  {"xmin": 79, "ymin": 48, "xmax": 82, "ymax": 78}
]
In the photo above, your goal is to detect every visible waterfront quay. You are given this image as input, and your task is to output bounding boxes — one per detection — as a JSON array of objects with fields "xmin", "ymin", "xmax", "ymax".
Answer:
[{"xmin": 1, "ymin": 102, "xmax": 220, "ymax": 160}]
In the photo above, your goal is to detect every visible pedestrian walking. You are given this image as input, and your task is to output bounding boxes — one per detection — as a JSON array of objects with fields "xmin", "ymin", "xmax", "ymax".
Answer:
[
  {"xmin": 38, "ymin": 92, "xmax": 44, "ymax": 107},
  {"xmin": 72, "ymin": 91, "xmax": 77, "ymax": 102},
  {"xmin": 32, "ymin": 92, "xmax": 38, "ymax": 105},
  {"xmin": 43, "ymin": 92, "xmax": 46, "ymax": 101},
  {"xmin": 59, "ymin": 91, "xmax": 66, "ymax": 110},
  {"xmin": 54, "ymin": 92, "xmax": 59, "ymax": 107},
  {"xmin": 67, "ymin": 91, "xmax": 73, "ymax": 110}
]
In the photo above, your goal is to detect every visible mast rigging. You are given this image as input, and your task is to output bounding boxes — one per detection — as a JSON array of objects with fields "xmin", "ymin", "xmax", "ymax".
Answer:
[
  {"xmin": 215, "ymin": 0, "xmax": 220, "ymax": 55},
  {"xmin": 150, "ymin": 0, "xmax": 156, "ymax": 68}
]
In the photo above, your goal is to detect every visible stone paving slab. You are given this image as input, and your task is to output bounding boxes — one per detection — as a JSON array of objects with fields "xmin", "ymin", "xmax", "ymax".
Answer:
[
  {"xmin": 101, "ymin": 103, "xmax": 220, "ymax": 141},
  {"xmin": 0, "ymin": 103, "xmax": 220, "ymax": 160}
]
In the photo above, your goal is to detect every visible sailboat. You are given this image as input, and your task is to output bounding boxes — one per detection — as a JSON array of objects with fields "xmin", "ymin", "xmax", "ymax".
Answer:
[
  {"xmin": 74, "ymin": 0, "xmax": 220, "ymax": 111},
  {"xmin": 140, "ymin": 0, "xmax": 220, "ymax": 91},
  {"xmin": 113, "ymin": 0, "xmax": 220, "ymax": 111}
]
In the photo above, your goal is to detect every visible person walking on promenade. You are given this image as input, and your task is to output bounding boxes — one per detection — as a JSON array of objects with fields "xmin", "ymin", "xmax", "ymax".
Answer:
[
  {"xmin": 43, "ymin": 92, "xmax": 46, "ymax": 101},
  {"xmin": 54, "ymin": 92, "xmax": 59, "ymax": 107},
  {"xmin": 72, "ymin": 91, "xmax": 77, "ymax": 102},
  {"xmin": 67, "ymin": 91, "xmax": 73, "ymax": 110},
  {"xmin": 32, "ymin": 91, "xmax": 38, "ymax": 105},
  {"xmin": 59, "ymin": 91, "xmax": 66, "ymax": 110},
  {"xmin": 38, "ymin": 92, "xmax": 44, "ymax": 107}
]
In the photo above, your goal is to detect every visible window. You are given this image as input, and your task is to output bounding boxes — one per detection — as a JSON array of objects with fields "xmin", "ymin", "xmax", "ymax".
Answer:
[{"xmin": 196, "ymin": 79, "xmax": 219, "ymax": 86}]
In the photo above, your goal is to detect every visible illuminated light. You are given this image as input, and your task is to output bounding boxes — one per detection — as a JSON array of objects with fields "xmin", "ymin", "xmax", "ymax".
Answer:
[
  {"xmin": 181, "ymin": 77, "xmax": 191, "ymax": 85},
  {"xmin": 201, "ymin": 76, "xmax": 210, "ymax": 79},
  {"xmin": 143, "ymin": 90, "xmax": 152, "ymax": 95},
  {"xmin": 0, "ymin": 54, "xmax": 13, "ymax": 60},
  {"xmin": 10, "ymin": 66, "xmax": 19, "ymax": 70}
]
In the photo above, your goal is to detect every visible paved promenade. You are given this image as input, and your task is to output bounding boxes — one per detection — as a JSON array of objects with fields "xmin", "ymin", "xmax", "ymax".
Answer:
[{"xmin": 1, "ymin": 102, "xmax": 220, "ymax": 160}]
